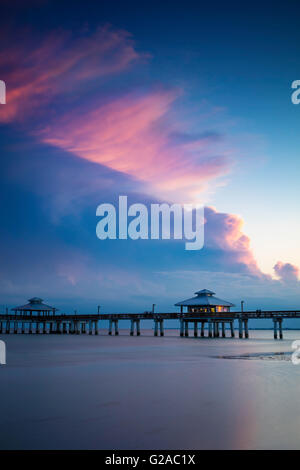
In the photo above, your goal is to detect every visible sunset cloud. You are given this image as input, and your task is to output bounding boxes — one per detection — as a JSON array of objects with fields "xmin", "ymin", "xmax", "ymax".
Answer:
[
  {"xmin": 0, "ymin": 25, "xmax": 280, "ymax": 290},
  {"xmin": 40, "ymin": 89, "xmax": 232, "ymax": 203},
  {"xmin": 273, "ymin": 261, "xmax": 299, "ymax": 282},
  {"xmin": 0, "ymin": 25, "xmax": 140, "ymax": 123},
  {"xmin": 0, "ymin": 26, "xmax": 232, "ymax": 204},
  {"xmin": 205, "ymin": 207, "xmax": 265, "ymax": 277}
]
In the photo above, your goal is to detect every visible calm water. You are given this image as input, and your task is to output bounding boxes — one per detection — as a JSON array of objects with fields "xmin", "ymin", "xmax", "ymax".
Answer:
[{"xmin": 0, "ymin": 329, "xmax": 300, "ymax": 450}]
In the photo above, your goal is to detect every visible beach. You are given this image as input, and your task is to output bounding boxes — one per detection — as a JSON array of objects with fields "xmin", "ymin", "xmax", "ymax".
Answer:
[{"xmin": 0, "ymin": 330, "xmax": 299, "ymax": 450}]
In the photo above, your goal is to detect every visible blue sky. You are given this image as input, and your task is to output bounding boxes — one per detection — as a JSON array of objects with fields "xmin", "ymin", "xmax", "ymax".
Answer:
[{"xmin": 0, "ymin": 0, "xmax": 299, "ymax": 316}]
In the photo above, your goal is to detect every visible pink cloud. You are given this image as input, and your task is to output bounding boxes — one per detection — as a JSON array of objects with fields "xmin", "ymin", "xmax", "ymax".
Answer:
[
  {"xmin": 205, "ymin": 206, "xmax": 266, "ymax": 277},
  {"xmin": 273, "ymin": 261, "xmax": 299, "ymax": 282},
  {"xmin": 0, "ymin": 25, "xmax": 268, "ymax": 280},
  {"xmin": 0, "ymin": 25, "xmax": 140, "ymax": 123},
  {"xmin": 0, "ymin": 26, "xmax": 233, "ymax": 203},
  {"xmin": 40, "ymin": 89, "xmax": 232, "ymax": 203}
]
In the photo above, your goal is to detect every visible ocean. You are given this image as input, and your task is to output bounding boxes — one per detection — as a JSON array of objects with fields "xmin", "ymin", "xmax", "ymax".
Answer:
[{"xmin": 0, "ymin": 329, "xmax": 299, "ymax": 450}]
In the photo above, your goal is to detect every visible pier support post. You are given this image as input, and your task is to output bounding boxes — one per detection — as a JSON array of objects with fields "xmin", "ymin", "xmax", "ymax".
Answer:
[
  {"xmin": 194, "ymin": 321, "xmax": 198, "ymax": 337},
  {"xmin": 201, "ymin": 322, "xmax": 205, "ymax": 337},
  {"xmin": 130, "ymin": 319, "xmax": 135, "ymax": 336},
  {"xmin": 21, "ymin": 322, "xmax": 26, "ymax": 334},
  {"xmin": 279, "ymin": 319, "xmax": 283, "ymax": 340},
  {"xmin": 114, "ymin": 320, "xmax": 119, "ymax": 336},
  {"xmin": 43, "ymin": 322, "xmax": 47, "ymax": 334},
  {"xmin": 239, "ymin": 319, "xmax": 243, "ymax": 339},
  {"xmin": 273, "ymin": 319, "xmax": 278, "ymax": 339},
  {"xmin": 154, "ymin": 320, "xmax": 158, "ymax": 336},
  {"xmin": 185, "ymin": 321, "xmax": 189, "ymax": 337},
  {"xmin": 179, "ymin": 318, "xmax": 184, "ymax": 337},
  {"xmin": 208, "ymin": 320, "xmax": 212, "ymax": 338},
  {"xmin": 29, "ymin": 321, "xmax": 33, "ymax": 334},
  {"xmin": 108, "ymin": 319, "xmax": 112, "ymax": 335},
  {"xmin": 94, "ymin": 320, "xmax": 99, "ymax": 335},
  {"xmin": 160, "ymin": 319, "xmax": 164, "ymax": 336},
  {"xmin": 5, "ymin": 320, "xmax": 10, "ymax": 334},
  {"xmin": 36, "ymin": 322, "xmax": 40, "ymax": 334},
  {"xmin": 136, "ymin": 319, "xmax": 140, "ymax": 336},
  {"xmin": 88, "ymin": 321, "xmax": 92, "ymax": 335},
  {"xmin": 221, "ymin": 322, "xmax": 226, "ymax": 338},
  {"xmin": 14, "ymin": 321, "xmax": 18, "ymax": 334},
  {"xmin": 230, "ymin": 321, "xmax": 235, "ymax": 337},
  {"xmin": 244, "ymin": 319, "xmax": 249, "ymax": 339}
]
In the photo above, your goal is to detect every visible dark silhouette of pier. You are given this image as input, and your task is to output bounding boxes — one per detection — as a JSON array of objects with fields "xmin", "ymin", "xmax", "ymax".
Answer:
[
  {"xmin": 1, "ymin": 309, "xmax": 300, "ymax": 339},
  {"xmin": 1, "ymin": 293, "xmax": 300, "ymax": 339}
]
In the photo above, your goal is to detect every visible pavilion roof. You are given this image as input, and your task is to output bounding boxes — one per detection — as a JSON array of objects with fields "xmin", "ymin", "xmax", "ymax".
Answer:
[
  {"xmin": 11, "ymin": 297, "xmax": 58, "ymax": 312},
  {"xmin": 175, "ymin": 289, "xmax": 235, "ymax": 307}
]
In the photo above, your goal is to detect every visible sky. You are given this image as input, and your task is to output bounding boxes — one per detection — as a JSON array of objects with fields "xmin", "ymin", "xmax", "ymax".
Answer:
[{"xmin": 0, "ymin": 0, "xmax": 299, "ymax": 315}]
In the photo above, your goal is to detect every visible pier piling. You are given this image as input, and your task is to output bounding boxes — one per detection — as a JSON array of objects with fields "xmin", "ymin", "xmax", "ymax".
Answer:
[
  {"xmin": 244, "ymin": 319, "xmax": 249, "ymax": 339},
  {"xmin": 273, "ymin": 319, "xmax": 278, "ymax": 339},
  {"xmin": 159, "ymin": 319, "xmax": 164, "ymax": 336},
  {"xmin": 179, "ymin": 318, "xmax": 184, "ymax": 337},
  {"xmin": 238, "ymin": 318, "xmax": 243, "ymax": 339},
  {"xmin": 208, "ymin": 321, "xmax": 212, "ymax": 338},
  {"xmin": 279, "ymin": 319, "xmax": 283, "ymax": 339}
]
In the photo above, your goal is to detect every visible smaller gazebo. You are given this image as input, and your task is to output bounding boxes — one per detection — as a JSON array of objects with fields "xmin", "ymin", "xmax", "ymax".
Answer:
[
  {"xmin": 11, "ymin": 297, "xmax": 58, "ymax": 316},
  {"xmin": 175, "ymin": 289, "xmax": 235, "ymax": 314}
]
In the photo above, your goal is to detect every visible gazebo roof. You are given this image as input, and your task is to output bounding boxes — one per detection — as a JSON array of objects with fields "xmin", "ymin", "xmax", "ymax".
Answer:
[
  {"xmin": 175, "ymin": 289, "xmax": 235, "ymax": 307},
  {"xmin": 11, "ymin": 297, "xmax": 58, "ymax": 312},
  {"xmin": 194, "ymin": 289, "xmax": 215, "ymax": 296}
]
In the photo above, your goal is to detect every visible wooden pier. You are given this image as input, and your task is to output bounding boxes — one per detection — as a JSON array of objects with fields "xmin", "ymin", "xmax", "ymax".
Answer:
[
  {"xmin": 1, "ymin": 293, "xmax": 299, "ymax": 339},
  {"xmin": 1, "ymin": 310, "xmax": 300, "ymax": 339},
  {"xmin": 0, "ymin": 313, "xmax": 101, "ymax": 335}
]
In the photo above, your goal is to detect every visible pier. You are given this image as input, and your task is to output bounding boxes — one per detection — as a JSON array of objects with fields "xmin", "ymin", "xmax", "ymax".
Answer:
[
  {"xmin": 0, "ymin": 313, "xmax": 100, "ymax": 335},
  {"xmin": 1, "ymin": 309, "xmax": 300, "ymax": 339},
  {"xmin": 1, "ymin": 292, "xmax": 300, "ymax": 339}
]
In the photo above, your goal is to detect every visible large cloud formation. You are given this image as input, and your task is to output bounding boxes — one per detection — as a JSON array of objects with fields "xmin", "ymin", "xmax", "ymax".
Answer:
[
  {"xmin": 1, "ymin": 24, "xmax": 298, "ymax": 310},
  {"xmin": 0, "ymin": 26, "xmax": 232, "ymax": 203}
]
